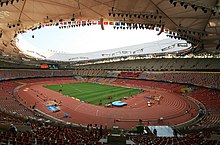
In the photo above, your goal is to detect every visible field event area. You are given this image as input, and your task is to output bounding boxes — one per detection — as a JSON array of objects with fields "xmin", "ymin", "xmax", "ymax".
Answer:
[{"xmin": 44, "ymin": 82, "xmax": 143, "ymax": 106}]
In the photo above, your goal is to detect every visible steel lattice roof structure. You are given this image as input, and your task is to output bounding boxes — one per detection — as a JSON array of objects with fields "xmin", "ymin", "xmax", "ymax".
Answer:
[{"xmin": 0, "ymin": 0, "xmax": 220, "ymax": 60}]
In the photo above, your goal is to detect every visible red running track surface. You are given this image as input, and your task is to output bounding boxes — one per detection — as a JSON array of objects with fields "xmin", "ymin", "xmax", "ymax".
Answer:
[{"xmin": 16, "ymin": 80, "xmax": 199, "ymax": 130}]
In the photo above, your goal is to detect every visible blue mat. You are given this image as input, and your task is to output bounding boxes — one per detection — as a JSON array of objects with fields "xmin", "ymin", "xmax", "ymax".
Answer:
[
  {"xmin": 112, "ymin": 101, "xmax": 127, "ymax": 107},
  {"xmin": 144, "ymin": 96, "xmax": 153, "ymax": 99},
  {"xmin": 47, "ymin": 105, "xmax": 59, "ymax": 112}
]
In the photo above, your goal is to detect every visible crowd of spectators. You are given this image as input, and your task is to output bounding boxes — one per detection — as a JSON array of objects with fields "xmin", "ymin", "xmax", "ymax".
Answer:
[{"xmin": 0, "ymin": 67, "xmax": 219, "ymax": 144}]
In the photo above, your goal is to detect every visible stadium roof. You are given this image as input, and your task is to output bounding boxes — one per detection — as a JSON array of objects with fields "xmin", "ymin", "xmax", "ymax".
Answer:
[
  {"xmin": 0, "ymin": 0, "xmax": 220, "ymax": 60},
  {"xmin": 45, "ymin": 39, "xmax": 191, "ymax": 61}
]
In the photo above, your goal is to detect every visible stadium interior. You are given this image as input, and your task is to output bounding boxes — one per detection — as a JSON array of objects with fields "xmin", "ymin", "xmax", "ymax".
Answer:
[{"xmin": 0, "ymin": 0, "xmax": 220, "ymax": 144}]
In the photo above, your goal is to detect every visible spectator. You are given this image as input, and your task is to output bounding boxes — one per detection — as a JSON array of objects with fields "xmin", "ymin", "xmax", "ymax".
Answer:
[
  {"xmin": 173, "ymin": 128, "xmax": 178, "ymax": 137},
  {"xmin": 99, "ymin": 125, "xmax": 103, "ymax": 137},
  {"xmin": 9, "ymin": 124, "xmax": 17, "ymax": 135},
  {"xmin": 153, "ymin": 128, "xmax": 157, "ymax": 136}
]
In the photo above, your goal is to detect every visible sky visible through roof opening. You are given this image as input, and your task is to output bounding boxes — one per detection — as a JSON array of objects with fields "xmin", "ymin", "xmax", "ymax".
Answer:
[{"xmin": 17, "ymin": 25, "xmax": 168, "ymax": 55}]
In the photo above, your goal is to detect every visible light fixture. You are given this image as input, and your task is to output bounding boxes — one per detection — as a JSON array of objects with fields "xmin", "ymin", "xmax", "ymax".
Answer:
[
  {"xmin": 211, "ymin": 10, "xmax": 216, "ymax": 16},
  {"xmin": 109, "ymin": 10, "xmax": 163, "ymax": 25},
  {"xmin": 71, "ymin": 14, "xmax": 75, "ymax": 21},
  {"xmin": 180, "ymin": 2, "xmax": 184, "ymax": 6},
  {"xmin": 0, "ymin": 30, "xmax": 2, "ymax": 38},
  {"xmin": 194, "ymin": 6, "xmax": 198, "ymax": 11},
  {"xmin": 202, "ymin": 7, "xmax": 207, "ymax": 13}
]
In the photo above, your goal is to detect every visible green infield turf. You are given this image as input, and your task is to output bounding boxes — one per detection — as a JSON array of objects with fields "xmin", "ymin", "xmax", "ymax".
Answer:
[{"xmin": 44, "ymin": 82, "xmax": 143, "ymax": 106}]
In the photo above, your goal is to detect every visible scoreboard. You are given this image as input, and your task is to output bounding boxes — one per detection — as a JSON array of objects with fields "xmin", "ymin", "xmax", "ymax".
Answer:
[{"xmin": 41, "ymin": 64, "xmax": 59, "ymax": 69}]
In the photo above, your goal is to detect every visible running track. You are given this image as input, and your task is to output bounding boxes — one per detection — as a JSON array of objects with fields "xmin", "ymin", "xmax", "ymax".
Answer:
[{"xmin": 15, "ymin": 79, "xmax": 199, "ymax": 130}]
